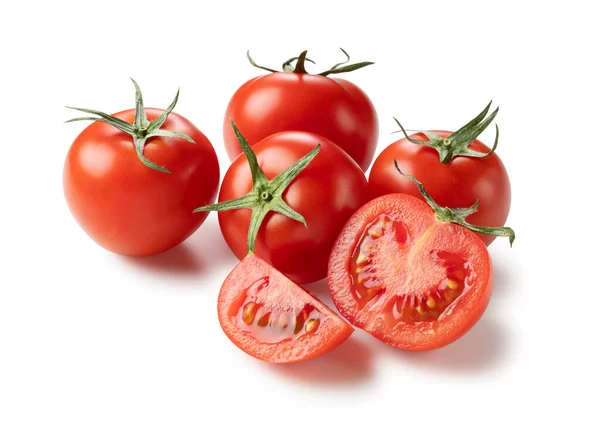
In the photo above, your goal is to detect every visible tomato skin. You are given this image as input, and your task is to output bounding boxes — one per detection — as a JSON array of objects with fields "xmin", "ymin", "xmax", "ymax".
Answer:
[
  {"xmin": 368, "ymin": 130, "xmax": 511, "ymax": 246},
  {"xmin": 63, "ymin": 108, "xmax": 220, "ymax": 256},
  {"xmin": 328, "ymin": 193, "xmax": 493, "ymax": 351},
  {"xmin": 224, "ymin": 73, "xmax": 378, "ymax": 171},
  {"xmin": 218, "ymin": 131, "xmax": 370, "ymax": 284},
  {"xmin": 218, "ymin": 253, "xmax": 353, "ymax": 363}
]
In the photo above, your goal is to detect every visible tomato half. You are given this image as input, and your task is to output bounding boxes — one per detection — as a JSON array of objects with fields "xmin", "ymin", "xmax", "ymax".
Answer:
[
  {"xmin": 328, "ymin": 193, "xmax": 493, "ymax": 351},
  {"xmin": 224, "ymin": 72, "xmax": 378, "ymax": 171},
  {"xmin": 369, "ymin": 130, "xmax": 510, "ymax": 246},
  {"xmin": 64, "ymin": 108, "xmax": 220, "ymax": 256},
  {"xmin": 217, "ymin": 131, "xmax": 369, "ymax": 285},
  {"xmin": 219, "ymin": 253, "xmax": 354, "ymax": 363}
]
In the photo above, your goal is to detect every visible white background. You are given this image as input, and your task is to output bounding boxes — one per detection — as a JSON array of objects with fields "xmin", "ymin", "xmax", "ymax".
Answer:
[{"xmin": 1, "ymin": 0, "xmax": 598, "ymax": 422}]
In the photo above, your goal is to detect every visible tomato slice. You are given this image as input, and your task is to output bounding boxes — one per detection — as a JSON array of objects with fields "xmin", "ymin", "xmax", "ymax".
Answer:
[
  {"xmin": 328, "ymin": 194, "xmax": 493, "ymax": 351},
  {"xmin": 218, "ymin": 253, "xmax": 354, "ymax": 363}
]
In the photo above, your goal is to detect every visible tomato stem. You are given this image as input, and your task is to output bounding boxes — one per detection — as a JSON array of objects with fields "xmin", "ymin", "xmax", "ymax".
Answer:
[
  {"xmin": 194, "ymin": 120, "xmax": 320, "ymax": 253},
  {"xmin": 394, "ymin": 161, "xmax": 516, "ymax": 246},
  {"xmin": 65, "ymin": 79, "xmax": 195, "ymax": 173},
  {"xmin": 246, "ymin": 48, "xmax": 374, "ymax": 76},
  {"xmin": 394, "ymin": 101, "xmax": 500, "ymax": 164}
]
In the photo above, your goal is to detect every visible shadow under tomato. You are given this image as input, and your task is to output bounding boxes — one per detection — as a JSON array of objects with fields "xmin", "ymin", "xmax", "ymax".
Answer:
[
  {"xmin": 122, "ymin": 215, "xmax": 236, "ymax": 278},
  {"xmin": 488, "ymin": 254, "xmax": 517, "ymax": 300},
  {"xmin": 380, "ymin": 315, "xmax": 509, "ymax": 374},
  {"xmin": 268, "ymin": 335, "xmax": 375, "ymax": 386},
  {"xmin": 123, "ymin": 243, "xmax": 203, "ymax": 276}
]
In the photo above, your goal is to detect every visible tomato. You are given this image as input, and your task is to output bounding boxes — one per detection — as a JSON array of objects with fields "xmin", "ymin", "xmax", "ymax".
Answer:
[
  {"xmin": 64, "ymin": 82, "xmax": 219, "ymax": 256},
  {"xmin": 218, "ymin": 253, "xmax": 353, "ymax": 363},
  {"xmin": 328, "ymin": 193, "xmax": 494, "ymax": 351},
  {"xmin": 223, "ymin": 50, "xmax": 378, "ymax": 171},
  {"xmin": 211, "ymin": 130, "xmax": 369, "ymax": 285},
  {"xmin": 369, "ymin": 104, "xmax": 510, "ymax": 246}
]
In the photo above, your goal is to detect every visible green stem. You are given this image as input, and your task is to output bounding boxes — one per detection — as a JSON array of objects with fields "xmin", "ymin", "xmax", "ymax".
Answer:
[
  {"xmin": 394, "ymin": 101, "xmax": 500, "ymax": 164},
  {"xmin": 394, "ymin": 161, "xmax": 515, "ymax": 246},
  {"xmin": 246, "ymin": 48, "xmax": 374, "ymax": 76},
  {"xmin": 65, "ymin": 79, "xmax": 195, "ymax": 173},
  {"xmin": 194, "ymin": 119, "xmax": 320, "ymax": 253}
]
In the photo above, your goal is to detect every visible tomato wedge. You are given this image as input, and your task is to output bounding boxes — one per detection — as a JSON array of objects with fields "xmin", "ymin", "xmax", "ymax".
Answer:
[
  {"xmin": 328, "ymin": 167, "xmax": 515, "ymax": 350},
  {"xmin": 219, "ymin": 253, "xmax": 353, "ymax": 363}
]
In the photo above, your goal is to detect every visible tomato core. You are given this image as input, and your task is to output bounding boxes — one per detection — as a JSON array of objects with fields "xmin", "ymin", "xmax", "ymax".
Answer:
[{"xmin": 350, "ymin": 214, "xmax": 474, "ymax": 327}]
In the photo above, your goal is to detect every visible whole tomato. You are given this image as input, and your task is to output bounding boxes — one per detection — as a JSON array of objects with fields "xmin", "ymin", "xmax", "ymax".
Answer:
[
  {"xmin": 64, "ymin": 80, "xmax": 220, "ymax": 256},
  {"xmin": 369, "ymin": 102, "xmax": 511, "ymax": 246},
  {"xmin": 196, "ymin": 123, "xmax": 369, "ymax": 284},
  {"xmin": 223, "ymin": 49, "xmax": 379, "ymax": 171}
]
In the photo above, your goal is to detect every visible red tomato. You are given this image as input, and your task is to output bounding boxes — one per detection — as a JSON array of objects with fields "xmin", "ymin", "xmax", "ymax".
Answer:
[
  {"xmin": 369, "ymin": 102, "xmax": 510, "ymax": 245},
  {"xmin": 217, "ymin": 131, "xmax": 369, "ymax": 284},
  {"xmin": 328, "ymin": 193, "xmax": 493, "ymax": 351},
  {"xmin": 219, "ymin": 253, "xmax": 353, "ymax": 363},
  {"xmin": 64, "ymin": 108, "xmax": 220, "ymax": 256},
  {"xmin": 224, "ymin": 69, "xmax": 378, "ymax": 171},
  {"xmin": 369, "ymin": 128, "xmax": 510, "ymax": 246}
]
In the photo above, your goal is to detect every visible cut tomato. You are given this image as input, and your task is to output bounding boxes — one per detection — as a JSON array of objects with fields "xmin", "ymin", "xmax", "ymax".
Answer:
[
  {"xmin": 219, "ymin": 253, "xmax": 354, "ymax": 363},
  {"xmin": 328, "ymin": 193, "xmax": 496, "ymax": 350}
]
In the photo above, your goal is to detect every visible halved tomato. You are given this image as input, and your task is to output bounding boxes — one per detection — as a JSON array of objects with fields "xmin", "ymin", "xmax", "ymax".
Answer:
[
  {"xmin": 328, "ymin": 193, "xmax": 495, "ymax": 351},
  {"xmin": 219, "ymin": 253, "xmax": 354, "ymax": 363}
]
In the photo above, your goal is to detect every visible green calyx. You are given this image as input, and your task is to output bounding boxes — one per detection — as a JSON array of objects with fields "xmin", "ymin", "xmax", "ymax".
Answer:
[
  {"xmin": 65, "ymin": 78, "xmax": 195, "ymax": 174},
  {"xmin": 394, "ymin": 161, "xmax": 515, "ymax": 246},
  {"xmin": 194, "ymin": 119, "xmax": 320, "ymax": 253},
  {"xmin": 393, "ymin": 101, "xmax": 500, "ymax": 164},
  {"xmin": 247, "ymin": 48, "xmax": 374, "ymax": 76}
]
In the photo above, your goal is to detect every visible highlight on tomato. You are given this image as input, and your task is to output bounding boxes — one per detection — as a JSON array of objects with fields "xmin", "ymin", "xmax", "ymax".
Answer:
[
  {"xmin": 329, "ymin": 163, "xmax": 515, "ymax": 351},
  {"xmin": 63, "ymin": 79, "xmax": 220, "ymax": 256},
  {"xmin": 196, "ymin": 124, "xmax": 354, "ymax": 363},
  {"xmin": 368, "ymin": 102, "xmax": 510, "ymax": 246},
  {"xmin": 223, "ymin": 48, "xmax": 379, "ymax": 171},
  {"xmin": 196, "ymin": 121, "xmax": 370, "ymax": 285}
]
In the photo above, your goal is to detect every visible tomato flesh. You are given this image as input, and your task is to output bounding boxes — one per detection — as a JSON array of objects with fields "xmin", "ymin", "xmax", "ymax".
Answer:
[
  {"xmin": 328, "ymin": 194, "xmax": 492, "ymax": 351},
  {"xmin": 219, "ymin": 253, "xmax": 353, "ymax": 363}
]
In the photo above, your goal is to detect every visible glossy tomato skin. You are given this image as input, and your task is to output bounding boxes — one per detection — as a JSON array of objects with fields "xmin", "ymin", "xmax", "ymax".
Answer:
[
  {"xmin": 218, "ymin": 131, "xmax": 370, "ymax": 284},
  {"xmin": 63, "ymin": 108, "xmax": 220, "ymax": 256},
  {"xmin": 224, "ymin": 73, "xmax": 378, "ymax": 171},
  {"xmin": 369, "ymin": 131, "xmax": 510, "ymax": 246},
  {"xmin": 219, "ymin": 253, "xmax": 353, "ymax": 363},
  {"xmin": 328, "ymin": 194, "xmax": 493, "ymax": 351}
]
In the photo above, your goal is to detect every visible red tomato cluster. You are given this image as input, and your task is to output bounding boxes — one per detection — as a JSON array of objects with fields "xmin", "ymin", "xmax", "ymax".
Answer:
[{"xmin": 64, "ymin": 50, "xmax": 515, "ymax": 364}]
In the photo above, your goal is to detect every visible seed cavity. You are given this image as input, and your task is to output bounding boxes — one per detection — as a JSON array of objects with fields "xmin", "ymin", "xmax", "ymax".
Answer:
[{"xmin": 230, "ymin": 276, "xmax": 324, "ymax": 343}]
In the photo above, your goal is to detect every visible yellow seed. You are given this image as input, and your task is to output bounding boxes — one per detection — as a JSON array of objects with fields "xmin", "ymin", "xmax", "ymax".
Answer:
[
  {"xmin": 447, "ymin": 279, "xmax": 459, "ymax": 290},
  {"xmin": 257, "ymin": 313, "xmax": 270, "ymax": 327},
  {"xmin": 305, "ymin": 318, "xmax": 320, "ymax": 333},
  {"xmin": 426, "ymin": 297, "xmax": 436, "ymax": 309},
  {"xmin": 243, "ymin": 302, "xmax": 258, "ymax": 325},
  {"xmin": 381, "ymin": 219, "xmax": 387, "ymax": 230},
  {"xmin": 369, "ymin": 228, "xmax": 382, "ymax": 238},
  {"xmin": 356, "ymin": 255, "xmax": 370, "ymax": 265},
  {"xmin": 278, "ymin": 314, "xmax": 289, "ymax": 329},
  {"xmin": 416, "ymin": 305, "xmax": 424, "ymax": 314}
]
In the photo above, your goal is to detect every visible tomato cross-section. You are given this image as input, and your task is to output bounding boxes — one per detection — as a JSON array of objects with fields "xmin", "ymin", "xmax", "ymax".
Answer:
[
  {"xmin": 219, "ymin": 253, "xmax": 354, "ymax": 363},
  {"xmin": 328, "ymin": 194, "xmax": 494, "ymax": 351}
]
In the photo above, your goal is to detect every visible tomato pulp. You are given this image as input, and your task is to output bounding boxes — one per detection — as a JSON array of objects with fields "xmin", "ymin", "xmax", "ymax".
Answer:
[
  {"xmin": 64, "ymin": 108, "xmax": 220, "ymax": 256},
  {"xmin": 328, "ymin": 194, "xmax": 493, "ymax": 350},
  {"xmin": 219, "ymin": 253, "xmax": 354, "ymax": 363}
]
